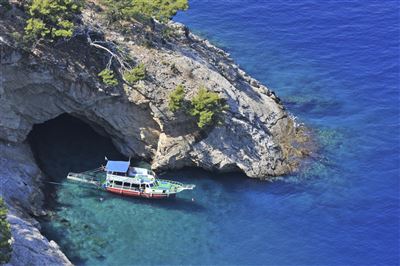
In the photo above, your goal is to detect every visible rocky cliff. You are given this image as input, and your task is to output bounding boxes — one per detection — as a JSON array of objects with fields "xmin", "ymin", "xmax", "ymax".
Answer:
[
  {"xmin": 0, "ymin": 1, "xmax": 310, "ymax": 264},
  {"xmin": 0, "ymin": 2, "xmax": 310, "ymax": 179},
  {"xmin": 0, "ymin": 141, "xmax": 72, "ymax": 265}
]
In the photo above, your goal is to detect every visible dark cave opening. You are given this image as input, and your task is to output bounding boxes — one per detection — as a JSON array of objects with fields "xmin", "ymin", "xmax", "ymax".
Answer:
[
  {"xmin": 27, "ymin": 113, "xmax": 127, "ymax": 183},
  {"xmin": 26, "ymin": 113, "xmax": 128, "ymax": 264}
]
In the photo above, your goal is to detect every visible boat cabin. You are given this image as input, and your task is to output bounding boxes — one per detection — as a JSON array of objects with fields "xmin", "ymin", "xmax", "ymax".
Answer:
[{"xmin": 104, "ymin": 160, "xmax": 157, "ymax": 191}]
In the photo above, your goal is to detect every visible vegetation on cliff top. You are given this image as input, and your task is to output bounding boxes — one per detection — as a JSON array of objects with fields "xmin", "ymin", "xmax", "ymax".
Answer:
[
  {"xmin": 0, "ymin": 198, "xmax": 12, "ymax": 264},
  {"xmin": 24, "ymin": 0, "xmax": 83, "ymax": 43},
  {"xmin": 123, "ymin": 63, "xmax": 146, "ymax": 85},
  {"xmin": 21, "ymin": 0, "xmax": 187, "ymax": 44},
  {"xmin": 5, "ymin": 0, "xmax": 187, "ymax": 89},
  {"xmin": 98, "ymin": 69, "xmax": 119, "ymax": 87},
  {"xmin": 5, "ymin": 0, "xmax": 228, "ymax": 128},
  {"xmin": 168, "ymin": 85, "xmax": 228, "ymax": 129},
  {"xmin": 101, "ymin": 0, "xmax": 188, "ymax": 24},
  {"xmin": 98, "ymin": 63, "xmax": 147, "ymax": 87}
]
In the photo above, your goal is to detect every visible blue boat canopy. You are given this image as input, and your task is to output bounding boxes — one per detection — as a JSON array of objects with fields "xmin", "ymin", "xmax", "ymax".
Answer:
[{"xmin": 105, "ymin": 160, "xmax": 130, "ymax": 173}]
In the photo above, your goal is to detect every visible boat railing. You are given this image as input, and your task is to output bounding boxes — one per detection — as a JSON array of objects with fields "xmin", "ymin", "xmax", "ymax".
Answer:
[
  {"xmin": 66, "ymin": 167, "xmax": 104, "ymax": 186},
  {"xmin": 157, "ymin": 179, "xmax": 196, "ymax": 190},
  {"xmin": 157, "ymin": 179, "xmax": 183, "ymax": 186}
]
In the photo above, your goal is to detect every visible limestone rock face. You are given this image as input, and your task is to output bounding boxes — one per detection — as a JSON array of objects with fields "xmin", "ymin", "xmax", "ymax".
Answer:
[
  {"xmin": 0, "ymin": 42, "xmax": 161, "ymax": 160},
  {"xmin": 7, "ymin": 209, "xmax": 72, "ymax": 266},
  {"xmin": 0, "ymin": 142, "xmax": 44, "ymax": 215},
  {"xmin": 0, "ymin": 141, "xmax": 72, "ymax": 266},
  {"xmin": 0, "ymin": 11, "xmax": 309, "ymax": 179}
]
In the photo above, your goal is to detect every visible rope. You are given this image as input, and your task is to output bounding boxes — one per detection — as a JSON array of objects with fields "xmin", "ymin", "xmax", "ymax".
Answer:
[{"xmin": 45, "ymin": 181, "xmax": 65, "ymax": 186}]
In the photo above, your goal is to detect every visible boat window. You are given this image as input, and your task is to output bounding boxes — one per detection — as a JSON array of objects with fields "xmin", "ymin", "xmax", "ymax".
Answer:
[
  {"xmin": 126, "ymin": 183, "xmax": 140, "ymax": 190},
  {"xmin": 114, "ymin": 181, "xmax": 123, "ymax": 187},
  {"xmin": 123, "ymin": 183, "xmax": 132, "ymax": 190}
]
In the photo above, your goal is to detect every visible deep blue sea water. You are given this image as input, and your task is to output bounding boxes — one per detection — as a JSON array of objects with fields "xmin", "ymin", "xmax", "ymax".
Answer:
[{"xmin": 32, "ymin": 1, "xmax": 399, "ymax": 265}]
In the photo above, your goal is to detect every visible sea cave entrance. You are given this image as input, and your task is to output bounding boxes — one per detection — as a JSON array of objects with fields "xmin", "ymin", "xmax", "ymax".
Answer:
[
  {"xmin": 27, "ymin": 113, "xmax": 128, "ymax": 264},
  {"xmin": 27, "ymin": 113, "xmax": 126, "ymax": 183}
]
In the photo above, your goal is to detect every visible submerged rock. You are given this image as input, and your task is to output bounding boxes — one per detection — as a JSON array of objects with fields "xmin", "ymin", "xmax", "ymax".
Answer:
[{"xmin": 60, "ymin": 218, "xmax": 71, "ymax": 227}]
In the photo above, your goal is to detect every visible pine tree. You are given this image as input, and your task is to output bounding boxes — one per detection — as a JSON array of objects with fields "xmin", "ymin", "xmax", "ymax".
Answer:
[{"xmin": 24, "ymin": 0, "xmax": 82, "ymax": 43}]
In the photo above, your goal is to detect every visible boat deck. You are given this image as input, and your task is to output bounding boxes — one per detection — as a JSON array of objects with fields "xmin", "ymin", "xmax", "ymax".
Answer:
[{"xmin": 67, "ymin": 168, "xmax": 105, "ymax": 187}]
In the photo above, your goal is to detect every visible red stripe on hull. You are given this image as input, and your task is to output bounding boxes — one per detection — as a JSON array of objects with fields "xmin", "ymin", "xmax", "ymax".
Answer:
[{"xmin": 106, "ymin": 187, "xmax": 176, "ymax": 199}]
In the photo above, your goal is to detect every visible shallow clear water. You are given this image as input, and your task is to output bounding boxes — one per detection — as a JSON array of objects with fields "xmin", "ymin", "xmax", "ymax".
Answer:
[{"xmin": 32, "ymin": 1, "xmax": 399, "ymax": 265}]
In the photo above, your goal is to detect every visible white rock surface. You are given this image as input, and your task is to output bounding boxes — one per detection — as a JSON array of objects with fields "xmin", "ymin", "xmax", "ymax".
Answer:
[
  {"xmin": 0, "ymin": 141, "xmax": 72, "ymax": 265},
  {"xmin": 6, "ymin": 209, "xmax": 72, "ymax": 266}
]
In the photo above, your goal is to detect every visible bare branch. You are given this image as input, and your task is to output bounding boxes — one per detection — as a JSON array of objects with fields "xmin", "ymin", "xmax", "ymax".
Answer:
[
  {"xmin": 70, "ymin": 28, "xmax": 156, "ymax": 103},
  {"xmin": 85, "ymin": 30, "xmax": 130, "ymax": 71}
]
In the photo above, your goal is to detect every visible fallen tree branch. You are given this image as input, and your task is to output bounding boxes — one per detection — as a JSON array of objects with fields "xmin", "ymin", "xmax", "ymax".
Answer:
[{"xmin": 86, "ymin": 32, "xmax": 131, "ymax": 71}]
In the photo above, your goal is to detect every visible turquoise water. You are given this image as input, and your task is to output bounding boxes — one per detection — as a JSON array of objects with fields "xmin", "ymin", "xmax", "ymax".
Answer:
[{"xmin": 31, "ymin": 1, "xmax": 399, "ymax": 265}]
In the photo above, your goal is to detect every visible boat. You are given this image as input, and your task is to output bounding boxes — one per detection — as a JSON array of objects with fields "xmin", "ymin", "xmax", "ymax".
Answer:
[{"xmin": 67, "ymin": 159, "xmax": 195, "ymax": 199}]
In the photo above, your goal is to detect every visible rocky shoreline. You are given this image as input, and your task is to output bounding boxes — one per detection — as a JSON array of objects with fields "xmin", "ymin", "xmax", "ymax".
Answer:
[
  {"xmin": 0, "ymin": 141, "xmax": 72, "ymax": 265},
  {"xmin": 0, "ymin": 2, "xmax": 311, "ymax": 264}
]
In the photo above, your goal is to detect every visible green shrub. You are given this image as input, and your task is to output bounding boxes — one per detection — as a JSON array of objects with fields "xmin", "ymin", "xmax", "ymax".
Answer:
[
  {"xmin": 10, "ymin": 31, "xmax": 32, "ymax": 50},
  {"xmin": 101, "ymin": 0, "xmax": 188, "ymax": 24},
  {"xmin": 197, "ymin": 110, "xmax": 214, "ymax": 129},
  {"xmin": 168, "ymin": 86, "xmax": 228, "ymax": 128},
  {"xmin": 100, "ymin": 0, "xmax": 129, "ymax": 23},
  {"xmin": 0, "ymin": 198, "xmax": 12, "ymax": 264},
  {"xmin": 168, "ymin": 84, "xmax": 185, "ymax": 112},
  {"xmin": 25, "ymin": 18, "xmax": 50, "ymax": 39},
  {"xmin": 123, "ymin": 63, "xmax": 146, "ymax": 85},
  {"xmin": 24, "ymin": 0, "xmax": 82, "ymax": 43},
  {"xmin": 98, "ymin": 69, "xmax": 119, "ymax": 87},
  {"xmin": 11, "ymin": 31, "xmax": 22, "ymax": 42},
  {"xmin": 189, "ymin": 87, "xmax": 228, "ymax": 128}
]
